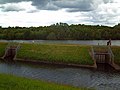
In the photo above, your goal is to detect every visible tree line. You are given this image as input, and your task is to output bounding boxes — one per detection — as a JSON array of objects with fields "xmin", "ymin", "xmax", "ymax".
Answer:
[{"xmin": 0, "ymin": 23, "xmax": 120, "ymax": 40}]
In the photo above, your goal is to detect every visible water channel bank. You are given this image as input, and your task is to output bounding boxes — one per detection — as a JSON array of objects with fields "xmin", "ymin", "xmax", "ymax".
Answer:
[
  {"xmin": 0, "ymin": 73, "xmax": 83, "ymax": 90},
  {"xmin": 0, "ymin": 61, "xmax": 120, "ymax": 90}
]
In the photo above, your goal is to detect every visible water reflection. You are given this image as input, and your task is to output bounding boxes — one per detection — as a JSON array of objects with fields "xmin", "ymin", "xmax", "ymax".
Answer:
[{"xmin": 0, "ymin": 61, "xmax": 120, "ymax": 90}]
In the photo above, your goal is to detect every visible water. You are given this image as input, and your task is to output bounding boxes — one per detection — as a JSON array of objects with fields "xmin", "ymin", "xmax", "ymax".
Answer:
[
  {"xmin": 0, "ymin": 61, "xmax": 120, "ymax": 90},
  {"xmin": 0, "ymin": 40, "xmax": 120, "ymax": 46}
]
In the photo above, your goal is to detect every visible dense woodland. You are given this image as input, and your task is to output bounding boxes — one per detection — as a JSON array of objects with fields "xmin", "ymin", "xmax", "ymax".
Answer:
[{"xmin": 0, "ymin": 23, "xmax": 120, "ymax": 40}]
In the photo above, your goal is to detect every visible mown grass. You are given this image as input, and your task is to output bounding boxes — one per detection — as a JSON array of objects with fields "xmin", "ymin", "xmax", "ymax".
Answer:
[
  {"xmin": 17, "ymin": 43, "xmax": 94, "ymax": 65},
  {"xmin": 111, "ymin": 46, "xmax": 120, "ymax": 65},
  {"xmin": 0, "ymin": 42, "xmax": 8, "ymax": 57},
  {"xmin": 0, "ymin": 73, "xmax": 92, "ymax": 90}
]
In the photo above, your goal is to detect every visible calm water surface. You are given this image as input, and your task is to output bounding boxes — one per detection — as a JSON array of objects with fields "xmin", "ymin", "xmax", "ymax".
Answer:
[
  {"xmin": 0, "ymin": 61, "xmax": 120, "ymax": 90},
  {"xmin": 0, "ymin": 40, "xmax": 120, "ymax": 46}
]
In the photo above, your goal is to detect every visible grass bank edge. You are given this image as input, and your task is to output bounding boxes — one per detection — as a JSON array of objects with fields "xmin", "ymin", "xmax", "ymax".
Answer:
[{"xmin": 0, "ymin": 73, "xmax": 93, "ymax": 90}]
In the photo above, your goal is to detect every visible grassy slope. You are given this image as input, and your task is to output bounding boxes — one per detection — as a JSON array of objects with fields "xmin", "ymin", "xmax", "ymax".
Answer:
[
  {"xmin": 0, "ymin": 74, "xmax": 92, "ymax": 90},
  {"xmin": 0, "ymin": 42, "xmax": 7, "ymax": 57},
  {"xmin": 111, "ymin": 46, "xmax": 120, "ymax": 65},
  {"xmin": 17, "ymin": 43, "xmax": 94, "ymax": 65}
]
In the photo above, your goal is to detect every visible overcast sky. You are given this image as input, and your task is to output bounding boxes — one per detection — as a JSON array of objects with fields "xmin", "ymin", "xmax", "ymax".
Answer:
[{"xmin": 0, "ymin": 0, "xmax": 120, "ymax": 27}]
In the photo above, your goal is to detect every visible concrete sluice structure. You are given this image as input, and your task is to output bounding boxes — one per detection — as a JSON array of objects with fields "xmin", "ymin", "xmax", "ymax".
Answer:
[
  {"xmin": 91, "ymin": 45, "xmax": 120, "ymax": 70},
  {"xmin": 2, "ymin": 43, "xmax": 20, "ymax": 60}
]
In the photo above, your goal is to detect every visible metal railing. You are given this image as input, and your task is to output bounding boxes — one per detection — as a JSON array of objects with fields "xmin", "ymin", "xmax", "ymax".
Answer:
[
  {"xmin": 108, "ymin": 46, "xmax": 114, "ymax": 64},
  {"xmin": 13, "ymin": 43, "xmax": 21, "ymax": 60},
  {"xmin": 91, "ymin": 46, "xmax": 95, "ymax": 60},
  {"xmin": 91, "ymin": 45, "xmax": 114, "ymax": 64}
]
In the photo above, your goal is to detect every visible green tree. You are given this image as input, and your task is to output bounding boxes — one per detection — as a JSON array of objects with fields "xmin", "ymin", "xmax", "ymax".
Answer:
[
  {"xmin": 47, "ymin": 32, "xmax": 57, "ymax": 40},
  {"xmin": 23, "ymin": 30, "xmax": 31, "ymax": 39}
]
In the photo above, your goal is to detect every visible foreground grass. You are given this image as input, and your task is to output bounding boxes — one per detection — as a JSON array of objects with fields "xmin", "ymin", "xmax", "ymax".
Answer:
[
  {"xmin": 0, "ymin": 74, "xmax": 91, "ymax": 90},
  {"xmin": 0, "ymin": 42, "xmax": 7, "ymax": 57},
  {"xmin": 17, "ymin": 43, "xmax": 94, "ymax": 65},
  {"xmin": 111, "ymin": 46, "xmax": 120, "ymax": 65}
]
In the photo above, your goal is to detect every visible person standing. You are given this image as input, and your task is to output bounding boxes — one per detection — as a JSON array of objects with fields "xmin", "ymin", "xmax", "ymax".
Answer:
[{"xmin": 107, "ymin": 39, "xmax": 111, "ymax": 46}]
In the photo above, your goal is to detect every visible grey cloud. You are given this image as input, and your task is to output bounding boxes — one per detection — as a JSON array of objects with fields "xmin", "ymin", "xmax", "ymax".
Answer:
[
  {"xmin": 1, "ymin": 5, "xmax": 25, "ymax": 12},
  {"xmin": 0, "ymin": 0, "xmax": 59, "ymax": 11},
  {"xmin": 103, "ymin": 0, "xmax": 114, "ymax": 3},
  {"xmin": 0, "ymin": 0, "xmax": 28, "ymax": 12},
  {"xmin": 31, "ymin": 0, "xmax": 48, "ymax": 8},
  {"xmin": 31, "ymin": 0, "xmax": 94, "ymax": 12},
  {"xmin": 0, "ymin": 0, "xmax": 116, "ymax": 12},
  {"xmin": 27, "ymin": 10, "xmax": 38, "ymax": 13},
  {"xmin": 0, "ymin": 0, "xmax": 30, "ymax": 4},
  {"xmin": 53, "ymin": 0, "xmax": 94, "ymax": 11},
  {"xmin": 31, "ymin": 0, "xmax": 59, "ymax": 10},
  {"xmin": 83, "ymin": 8, "xmax": 119, "ymax": 26}
]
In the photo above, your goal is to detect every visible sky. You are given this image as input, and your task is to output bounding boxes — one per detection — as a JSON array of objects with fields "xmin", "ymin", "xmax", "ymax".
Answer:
[{"xmin": 0, "ymin": 0, "xmax": 120, "ymax": 27}]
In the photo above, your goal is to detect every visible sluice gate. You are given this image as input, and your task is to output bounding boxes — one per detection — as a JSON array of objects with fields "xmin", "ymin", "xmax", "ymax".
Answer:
[
  {"xmin": 2, "ymin": 43, "xmax": 20, "ymax": 60},
  {"xmin": 91, "ymin": 45, "xmax": 120, "ymax": 70}
]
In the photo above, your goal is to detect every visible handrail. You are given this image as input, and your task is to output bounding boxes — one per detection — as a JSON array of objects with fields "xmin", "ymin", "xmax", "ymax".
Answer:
[
  {"xmin": 91, "ymin": 46, "xmax": 95, "ymax": 60},
  {"xmin": 13, "ymin": 43, "xmax": 21, "ymax": 60},
  {"xmin": 108, "ymin": 46, "xmax": 114, "ymax": 63},
  {"xmin": 108, "ymin": 46, "xmax": 114, "ymax": 57}
]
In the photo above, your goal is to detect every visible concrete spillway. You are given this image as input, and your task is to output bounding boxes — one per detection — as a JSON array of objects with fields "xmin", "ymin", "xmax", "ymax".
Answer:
[
  {"xmin": 91, "ymin": 45, "xmax": 120, "ymax": 70},
  {"xmin": 2, "ymin": 43, "xmax": 20, "ymax": 60}
]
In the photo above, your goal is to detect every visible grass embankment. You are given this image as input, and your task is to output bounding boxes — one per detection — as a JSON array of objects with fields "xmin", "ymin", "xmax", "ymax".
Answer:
[
  {"xmin": 0, "ymin": 42, "xmax": 8, "ymax": 57},
  {"xmin": 0, "ymin": 73, "xmax": 92, "ymax": 90},
  {"xmin": 17, "ymin": 43, "xmax": 94, "ymax": 65},
  {"xmin": 111, "ymin": 46, "xmax": 120, "ymax": 65}
]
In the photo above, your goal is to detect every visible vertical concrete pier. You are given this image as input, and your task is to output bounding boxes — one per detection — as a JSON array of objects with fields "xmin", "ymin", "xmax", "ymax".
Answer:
[{"xmin": 2, "ymin": 43, "xmax": 20, "ymax": 60}]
